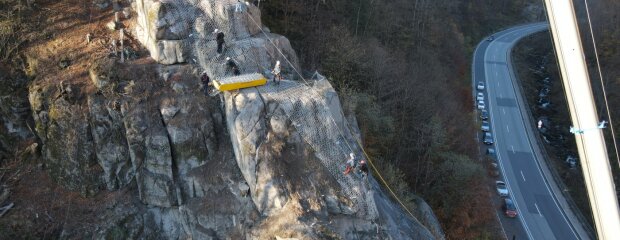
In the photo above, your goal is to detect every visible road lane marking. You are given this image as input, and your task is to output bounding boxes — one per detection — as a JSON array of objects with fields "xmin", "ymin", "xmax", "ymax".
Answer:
[
  {"xmin": 506, "ymin": 125, "xmax": 510, "ymax": 133},
  {"xmin": 503, "ymin": 108, "xmax": 506, "ymax": 115},
  {"xmin": 534, "ymin": 203, "xmax": 541, "ymax": 215},
  {"xmin": 497, "ymin": 81, "xmax": 500, "ymax": 87},
  {"xmin": 521, "ymin": 171, "xmax": 526, "ymax": 182}
]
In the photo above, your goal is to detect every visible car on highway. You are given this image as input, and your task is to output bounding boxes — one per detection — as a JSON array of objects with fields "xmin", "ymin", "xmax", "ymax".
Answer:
[
  {"xmin": 495, "ymin": 181, "xmax": 508, "ymax": 197},
  {"xmin": 480, "ymin": 109, "xmax": 489, "ymax": 120},
  {"xmin": 477, "ymin": 100, "xmax": 485, "ymax": 110},
  {"xmin": 477, "ymin": 82, "xmax": 485, "ymax": 90},
  {"xmin": 502, "ymin": 198, "xmax": 518, "ymax": 218},
  {"xmin": 483, "ymin": 132, "xmax": 494, "ymax": 145},
  {"xmin": 477, "ymin": 92, "xmax": 484, "ymax": 101},
  {"xmin": 487, "ymin": 35, "xmax": 495, "ymax": 42},
  {"xmin": 481, "ymin": 121, "xmax": 490, "ymax": 132}
]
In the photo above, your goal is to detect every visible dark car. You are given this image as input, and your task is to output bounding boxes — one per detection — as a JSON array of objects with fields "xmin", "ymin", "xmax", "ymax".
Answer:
[
  {"xmin": 483, "ymin": 132, "xmax": 494, "ymax": 145},
  {"xmin": 480, "ymin": 109, "xmax": 489, "ymax": 120},
  {"xmin": 502, "ymin": 198, "xmax": 518, "ymax": 218}
]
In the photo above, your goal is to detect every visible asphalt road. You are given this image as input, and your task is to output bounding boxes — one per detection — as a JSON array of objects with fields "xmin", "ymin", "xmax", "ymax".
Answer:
[{"xmin": 472, "ymin": 23, "xmax": 587, "ymax": 240}]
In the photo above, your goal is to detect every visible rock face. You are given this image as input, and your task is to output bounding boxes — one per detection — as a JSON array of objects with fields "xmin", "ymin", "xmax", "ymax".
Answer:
[{"xmin": 25, "ymin": 0, "xmax": 443, "ymax": 239}]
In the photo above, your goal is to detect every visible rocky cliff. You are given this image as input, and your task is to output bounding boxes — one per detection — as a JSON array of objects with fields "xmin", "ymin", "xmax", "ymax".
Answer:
[{"xmin": 13, "ymin": 0, "xmax": 443, "ymax": 239}]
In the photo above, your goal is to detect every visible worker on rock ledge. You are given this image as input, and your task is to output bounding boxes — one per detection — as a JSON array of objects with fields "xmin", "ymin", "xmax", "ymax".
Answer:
[
  {"xmin": 224, "ymin": 57, "xmax": 240, "ymax": 76},
  {"xmin": 271, "ymin": 60, "xmax": 282, "ymax": 85},
  {"xmin": 214, "ymin": 29, "xmax": 225, "ymax": 55},
  {"xmin": 200, "ymin": 71, "xmax": 212, "ymax": 96}
]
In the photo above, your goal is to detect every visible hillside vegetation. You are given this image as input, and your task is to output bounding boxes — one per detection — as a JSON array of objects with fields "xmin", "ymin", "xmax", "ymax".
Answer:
[{"xmin": 259, "ymin": 0, "xmax": 542, "ymax": 238}]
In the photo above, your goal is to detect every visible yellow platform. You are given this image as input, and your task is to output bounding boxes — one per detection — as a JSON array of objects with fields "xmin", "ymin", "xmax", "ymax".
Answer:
[{"xmin": 213, "ymin": 73, "xmax": 267, "ymax": 91}]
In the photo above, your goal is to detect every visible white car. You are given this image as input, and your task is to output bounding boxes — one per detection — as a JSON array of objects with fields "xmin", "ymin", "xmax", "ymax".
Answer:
[
  {"xmin": 496, "ymin": 181, "xmax": 508, "ymax": 197},
  {"xmin": 477, "ymin": 92, "xmax": 484, "ymax": 101},
  {"xmin": 477, "ymin": 100, "xmax": 485, "ymax": 110},
  {"xmin": 481, "ymin": 121, "xmax": 490, "ymax": 132},
  {"xmin": 477, "ymin": 82, "xmax": 485, "ymax": 90}
]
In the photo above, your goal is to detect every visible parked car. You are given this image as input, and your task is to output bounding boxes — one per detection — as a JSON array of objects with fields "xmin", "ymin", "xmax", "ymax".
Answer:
[
  {"xmin": 502, "ymin": 198, "xmax": 518, "ymax": 218},
  {"xmin": 483, "ymin": 132, "xmax": 494, "ymax": 145},
  {"xmin": 495, "ymin": 181, "xmax": 508, "ymax": 197},
  {"xmin": 480, "ymin": 109, "xmax": 489, "ymax": 120},
  {"xmin": 477, "ymin": 82, "xmax": 485, "ymax": 90},
  {"xmin": 477, "ymin": 92, "xmax": 484, "ymax": 101},
  {"xmin": 488, "ymin": 165, "xmax": 500, "ymax": 177},
  {"xmin": 477, "ymin": 100, "xmax": 486, "ymax": 110},
  {"xmin": 486, "ymin": 147, "xmax": 496, "ymax": 158},
  {"xmin": 481, "ymin": 121, "xmax": 490, "ymax": 132}
]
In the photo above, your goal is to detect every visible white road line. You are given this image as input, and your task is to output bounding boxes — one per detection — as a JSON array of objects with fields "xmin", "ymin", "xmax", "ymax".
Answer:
[
  {"xmin": 497, "ymin": 81, "xmax": 500, "ymax": 87},
  {"xmin": 521, "ymin": 171, "xmax": 526, "ymax": 182},
  {"xmin": 535, "ymin": 203, "xmax": 541, "ymax": 215},
  {"xmin": 506, "ymin": 125, "xmax": 510, "ymax": 133},
  {"xmin": 502, "ymin": 108, "xmax": 506, "ymax": 115}
]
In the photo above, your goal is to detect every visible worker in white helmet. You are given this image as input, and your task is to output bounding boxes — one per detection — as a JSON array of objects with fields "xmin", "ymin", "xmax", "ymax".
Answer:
[
  {"xmin": 271, "ymin": 60, "xmax": 282, "ymax": 85},
  {"xmin": 200, "ymin": 71, "xmax": 211, "ymax": 96}
]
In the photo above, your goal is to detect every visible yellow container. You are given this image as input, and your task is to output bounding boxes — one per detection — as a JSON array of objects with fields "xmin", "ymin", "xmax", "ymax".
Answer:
[{"xmin": 213, "ymin": 73, "xmax": 267, "ymax": 91}]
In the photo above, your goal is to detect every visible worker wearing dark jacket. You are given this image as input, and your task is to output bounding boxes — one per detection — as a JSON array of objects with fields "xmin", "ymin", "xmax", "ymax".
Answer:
[
  {"xmin": 225, "ymin": 57, "xmax": 241, "ymax": 76},
  {"xmin": 200, "ymin": 71, "xmax": 211, "ymax": 95},
  {"xmin": 358, "ymin": 160, "xmax": 368, "ymax": 177},
  {"xmin": 214, "ymin": 29, "xmax": 225, "ymax": 54}
]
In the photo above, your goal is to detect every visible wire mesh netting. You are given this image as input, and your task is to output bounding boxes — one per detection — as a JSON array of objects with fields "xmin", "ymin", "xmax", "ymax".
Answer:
[{"xmin": 257, "ymin": 79, "xmax": 378, "ymax": 219}]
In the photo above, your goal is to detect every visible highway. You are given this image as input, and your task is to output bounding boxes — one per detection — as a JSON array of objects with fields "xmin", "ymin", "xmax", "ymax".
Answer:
[{"xmin": 472, "ymin": 23, "xmax": 589, "ymax": 240}]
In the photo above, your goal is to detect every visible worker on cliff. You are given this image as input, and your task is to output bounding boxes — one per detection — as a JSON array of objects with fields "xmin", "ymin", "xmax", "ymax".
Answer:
[
  {"xmin": 200, "ymin": 71, "xmax": 211, "ymax": 96},
  {"xmin": 358, "ymin": 160, "xmax": 368, "ymax": 178},
  {"xmin": 214, "ymin": 29, "xmax": 225, "ymax": 55},
  {"xmin": 344, "ymin": 153, "xmax": 356, "ymax": 175},
  {"xmin": 271, "ymin": 60, "xmax": 282, "ymax": 85},
  {"xmin": 224, "ymin": 57, "xmax": 241, "ymax": 76}
]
